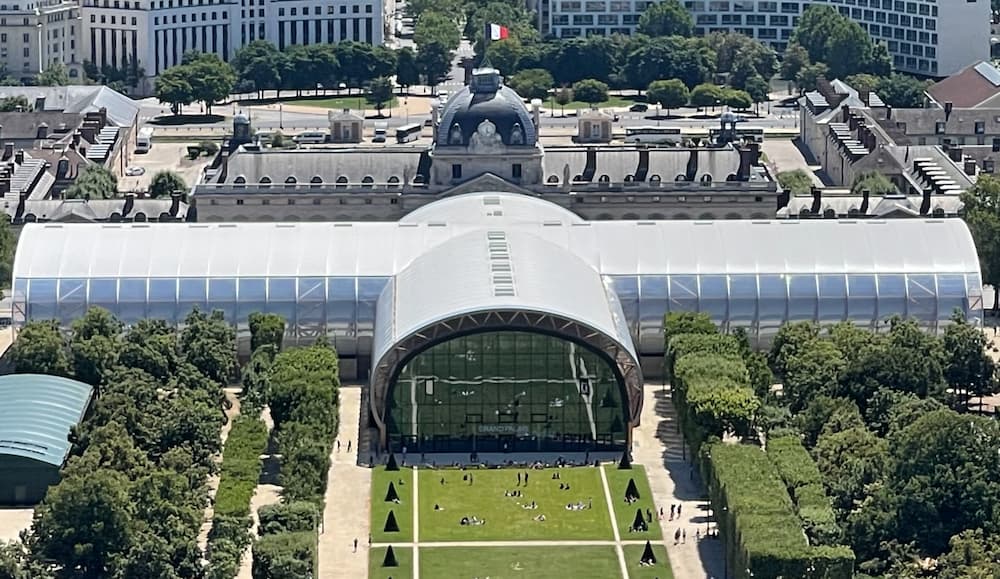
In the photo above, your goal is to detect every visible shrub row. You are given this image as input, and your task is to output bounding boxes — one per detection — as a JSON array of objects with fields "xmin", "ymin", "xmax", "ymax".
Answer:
[
  {"xmin": 705, "ymin": 443, "xmax": 855, "ymax": 579},
  {"xmin": 207, "ymin": 416, "xmax": 269, "ymax": 579},
  {"xmin": 766, "ymin": 436, "xmax": 842, "ymax": 546},
  {"xmin": 251, "ymin": 531, "xmax": 317, "ymax": 579}
]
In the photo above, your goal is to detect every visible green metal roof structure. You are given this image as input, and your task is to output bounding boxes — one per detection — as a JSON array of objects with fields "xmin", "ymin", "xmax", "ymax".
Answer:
[{"xmin": 0, "ymin": 374, "xmax": 92, "ymax": 467}]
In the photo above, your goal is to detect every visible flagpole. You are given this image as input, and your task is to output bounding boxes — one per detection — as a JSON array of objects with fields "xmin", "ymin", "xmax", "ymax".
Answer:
[{"xmin": 483, "ymin": 21, "xmax": 490, "ymax": 67}]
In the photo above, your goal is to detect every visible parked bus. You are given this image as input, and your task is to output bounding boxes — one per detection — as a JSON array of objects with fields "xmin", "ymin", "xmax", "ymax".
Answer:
[
  {"xmin": 293, "ymin": 131, "xmax": 329, "ymax": 144},
  {"xmin": 709, "ymin": 126, "xmax": 766, "ymax": 143},
  {"xmin": 396, "ymin": 123, "xmax": 422, "ymax": 143},
  {"xmin": 373, "ymin": 122, "xmax": 388, "ymax": 143},
  {"xmin": 136, "ymin": 127, "xmax": 154, "ymax": 153},
  {"xmin": 624, "ymin": 126, "xmax": 683, "ymax": 145}
]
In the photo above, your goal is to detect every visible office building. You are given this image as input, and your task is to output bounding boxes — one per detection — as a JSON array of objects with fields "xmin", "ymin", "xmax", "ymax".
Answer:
[{"xmin": 0, "ymin": 0, "xmax": 83, "ymax": 83}]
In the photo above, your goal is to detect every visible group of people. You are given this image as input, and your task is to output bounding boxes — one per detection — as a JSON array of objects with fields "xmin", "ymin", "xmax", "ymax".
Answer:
[
  {"xmin": 503, "ymin": 489, "xmax": 524, "ymax": 497},
  {"xmin": 460, "ymin": 516, "xmax": 486, "ymax": 526},
  {"xmin": 520, "ymin": 501, "xmax": 538, "ymax": 510},
  {"xmin": 565, "ymin": 500, "xmax": 592, "ymax": 511}
]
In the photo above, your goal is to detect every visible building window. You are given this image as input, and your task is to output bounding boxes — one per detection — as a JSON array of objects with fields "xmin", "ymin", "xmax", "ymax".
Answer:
[
  {"xmin": 312, "ymin": 198, "xmax": 321, "ymax": 205},
  {"xmin": 935, "ymin": 121, "xmax": 945, "ymax": 134},
  {"xmin": 288, "ymin": 199, "xmax": 295, "ymax": 205},
  {"xmin": 976, "ymin": 121, "xmax": 985, "ymax": 134},
  {"xmin": 261, "ymin": 199, "xmax": 270, "ymax": 205},
  {"xmin": 236, "ymin": 199, "xmax": 244, "ymax": 205},
  {"xmin": 452, "ymin": 164, "xmax": 462, "ymax": 179},
  {"xmin": 512, "ymin": 164, "xmax": 522, "ymax": 179}
]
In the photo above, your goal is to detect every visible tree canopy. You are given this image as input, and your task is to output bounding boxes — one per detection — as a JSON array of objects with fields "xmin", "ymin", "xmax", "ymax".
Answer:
[
  {"xmin": 148, "ymin": 171, "xmax": 187, "ymax": 199},
  {"xmin": 636, "ymin": 0, "xmax": 693, "ymax": 37},
  {"xmin": 64, "ymin": 164, "xmax": 118, "ymax": 200},
  {"xmin": 647, "ymin": 79, "xmax": 690, "ymax": 114}
]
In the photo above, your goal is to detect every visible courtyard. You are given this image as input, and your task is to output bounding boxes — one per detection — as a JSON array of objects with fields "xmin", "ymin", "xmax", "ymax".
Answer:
[{"xmin": 369, "ymin": 464, "xmax": 674, "ymax": 579}]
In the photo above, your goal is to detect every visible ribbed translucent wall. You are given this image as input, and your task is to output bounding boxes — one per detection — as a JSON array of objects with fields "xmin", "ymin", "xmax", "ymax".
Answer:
[{"xmin": 12, "ymin": 270, "xmax": 981, "ymax": 355}]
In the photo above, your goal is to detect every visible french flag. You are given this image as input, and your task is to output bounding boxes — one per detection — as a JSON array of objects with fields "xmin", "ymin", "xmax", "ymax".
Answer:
[{"xmin": 487, "ymin": 23, "xmax": 509, "ymax": 41}]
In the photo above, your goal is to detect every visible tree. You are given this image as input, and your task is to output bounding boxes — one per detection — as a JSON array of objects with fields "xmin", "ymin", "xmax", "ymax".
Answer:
[
  {"xmin": 851, "ymin": 170, "xmax": 897, "ymax": 196},
  {"xmin": 637, "ymin": 0, "xmax": 693, "ymax": 37},
  {"xmin": 744, "ymin": 74, "xmax": 770, "ymax": 113},
  {"xmin": 877, "ymin": 73, "xmax": 931, "ymax": 108},
  {"xmin": 417, "ymin": 42, "xmax": 454, "ymax": 89},
  {"xmin": 795, "ymin": 62, "xmax": 829, "ymax": 93},
  {"xmin": 688, "ymin": 82, "xmax": 724, "ymax": 109},
  {"xmin": 148, "ymin": 171, "xmax": 187, "ymax": 199},
  {"xmin": 11, "ymin": 320, "xmax": 70, "ymax": 376},
  {"xmin": 553, "ymin": 37, "xmax": 623, "ymax": 86},
  {"xmin": 64, "ymin": 164, "xmax": 118, "ymax": 199},
  {"xmin": 776, "ymin": 170, "xmax": 813, "ymax": 195},
  {"xmin": 0, "ymin": 216, "xmax": 16, "ymax": 284},
  {"xmin": 508, "ymin": 68, "xmax": 554, "ymax": 101},
  {"xmin": 571, "ymin": 79, "xmax": 608, "ymax": 104},
  {"xmin": 938, "ymin": 530, "xmax": 1000, "ymax": 579},
  {"xmin": 485, "ymin": 37, "xmax": 525, "ymax": 76},
  {"xmin": 465, "ymin": 1, "xmax": 538, "ymax": 55},
  {"xmin": 365, "ymin": 77, "xmax": 394, "ymax": 115},
  {"xmin": 780, "ymin": 43, "xmax": 810, "ymax": 81},
  {"xmin": 0, "ymin": 96, "xmax": 29, "ymax": 112},
  {"xmin": 249, "ymin": 312, "xmax": 286, "ymax": 353},
  {"xmin": 814, "ymin": 424, "xmax": 888, "ymax": 515},
  {"xmin": 413, "ymin": 11, "xmax": 461, "ymax": 53},
  {"xmin": 844, "ymin": 73, "xmax": 880, "ymax": 94},
  {"xmin": 281, "ymin": 44, "xmax": 338, "ymax": 97},
  {"xmin": 880, "ymin": 318, "xmax": 945, "ymax": 399},
  {"xmin": 646, "ymin": 79, "xmax": 689, "ymax": 116},
  {"xmin": 36, "ymin": 62, "xmax": 70, "ymax": 87},
  {"xmin": 783, "ymin": 339, "xmax": 846, "ymax": 411},
  {"xmin": 180, "ymin": 52, "xmax": 236, "ymax": 114},
  {"xmin": 29, "ymin": 469, "xmax": 135, "ymax": 578},
  {"xmin": 962, "ymin": 175, "xmax": 1000, "ymax": 311},
  {"xmin": 664, "ymin": 312, "xmax": 716, "ymax": 347},
  {"xmin": 232, "ymin": 40, "xmax": 284, "ymax": 98},
  {"xmin": 722, "ymin": 88, "xmax": 752, "ymax": 111},
  {"xmin": 769, "ymin": 321, "xmax": 820, "ymax": 377},
  {"xmin": 179, "ymin": 309, "xmax": 236, "ymax": 385},
  {"xmin": 623, "ymin": 36, "xmax": 713, "ymax": 90},
  {"xmin": 155, "ymin": 66, "xmax": 194, "ymax": 114},
  {"xmin": 70, "ymin": 306, "xmax": 123, "ymax": 386},
  {"xmin": 394, "ymin": 47, "xmax": 420, "ymax": 91},
  {"xmin": 791, "ymin": 5, "xmax": 841, "ymax": 64},
  {"xmin": 554, "ymin": 87, "xmax": 573, "ymax": 115},
  {"xmin": 943, "ymin": 313, "xmax": 996, "ymax": 409}
]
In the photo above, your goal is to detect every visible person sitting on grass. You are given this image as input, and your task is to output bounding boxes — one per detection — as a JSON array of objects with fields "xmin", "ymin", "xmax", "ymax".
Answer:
[
  {"xmin": 533, "ymin": 514, "xmax": 546, "ymax": 522},
  {"xmin": 434, "ymin": 504, "xmax": 444, "ymax": 511}
]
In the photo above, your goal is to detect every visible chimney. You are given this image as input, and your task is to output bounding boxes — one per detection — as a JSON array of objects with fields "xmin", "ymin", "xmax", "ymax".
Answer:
[
  {"xmin": 123, "ymin": 193, "xmax": 135, "ymax": 217},
  {"xmin": 14, "ymin": 149, "xmax": 24, "ymax": 165},
  {"xmin": 2, "ymin": 143, "xmax": 12, "ymax": 161},
  {"xmin": 944, "ymin": 101, "xmax": 953, "ymax": 122},
  {"xmin": 98, "ymin": 107, "xmax": 108, "ymax": 128},
  {"xmin": 71, "ymin": 131, "xmax": 80, "ymax": 149},
  {"xmin": 169, "ymin": 192, "xmax": 181, "ymax": 217},
  {"xmin": 861, "ymin": 188, "xmax": 870, "ymax": 214},
  {"xmin": 735, "ymin": 143, "xmax": 758, "ymax": 181},
  {"xmin": 965, "ymin": 158, "xmax": 978, "ymax": 176},
  {"xmin": 0, "ymin": 169, "xmax": 10, "ymax": 197},
  {"xmin": 56, "ymin": 157, "xmax": 69, "ymax": 179},
  {"xmin": 0, "ymin": 124, "xmax": 3, "ymax": 141},
  {"xmin": 34, "ymin": 94, "xmax": 45, "ymax": 111},
  {"xmin": 37, "ymin": 122, "xmax": 48, "ymax": 140},
  {"xmin": 810, "ymin": 186, "xmax": 821, "ymax": 214},
  {"xmin": 886, "ymin": 105, "xmax": 892, "ymax": 120},
  {"xmin": 949, "ymin": 146, "xmax": 963, "ymax": 163},
  {"xmin": 920, "ymin": 188, "xmax": 931, "ymax": 215},
  {"xmin": 13, "ymin": 191, "xmax": 26, "ymax": 223},
  {"xmin": 777, "ymin": 188, "xmax": 790, "ymax": 211},
  {"xmin": 80, "ymin": 126, "xmax": 96, "ymax": 143}
]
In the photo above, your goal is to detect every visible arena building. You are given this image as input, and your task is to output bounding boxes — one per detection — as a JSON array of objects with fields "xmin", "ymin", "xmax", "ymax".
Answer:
[{"xmin": 11, "ymin": 193, "xmax": 983, "ymax": 452}]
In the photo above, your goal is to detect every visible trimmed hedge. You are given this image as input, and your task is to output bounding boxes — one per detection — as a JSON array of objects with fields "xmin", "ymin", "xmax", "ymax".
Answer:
[
  {"xmin": 251, "ymin": 531, "xmax": 317, "ymax": 579},
  {"xmin": 766, "ymin": 436, "xmax": 841, "ymax": 546},
  {"xmin": 666, "ymin": 332, "xmax": 740, "ymax": 385},
  {"xmin": 207, "ymin": 416, "xmax": 269, "ymax": 579},
  {"xmin": 705, "ymin": 443, "xmax": 854, "ymax": 579},
  {"xmin": 258, "ymin": 502, "xmax": 320, "ymax": 536}
]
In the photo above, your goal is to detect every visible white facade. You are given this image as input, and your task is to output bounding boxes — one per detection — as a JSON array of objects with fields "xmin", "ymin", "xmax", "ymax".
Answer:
[
  {"xmin": 0, "ymin": 0, "xmax": 82, "ymax": 82},
  {"xmin": 80, "ymin": 0, "xmax": 384, "ymax": 94},
  {"xmin": 541, "ymin": 0, "xmax": 989, "ymax": 77}
]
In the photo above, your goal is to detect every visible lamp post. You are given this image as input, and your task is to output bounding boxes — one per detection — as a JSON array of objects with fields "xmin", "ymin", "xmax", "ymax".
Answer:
[{"xmin": 278, "ymin": 103, "xmax": 283, "ymax": 130}]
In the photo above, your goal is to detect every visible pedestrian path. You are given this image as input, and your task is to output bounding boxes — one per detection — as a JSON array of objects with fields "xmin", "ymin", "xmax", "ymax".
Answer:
[
  {"xmin": 317, "ymin": 386, "xmax": 372, "ymax": 579},
  {"xmin": 632, "ymin": 383, "xmax": 725, "ymax": 579}
]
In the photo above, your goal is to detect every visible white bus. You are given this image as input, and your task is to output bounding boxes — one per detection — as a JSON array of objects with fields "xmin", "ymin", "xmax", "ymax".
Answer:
[
  {"xmin": 624, "ymin": 126, "xmax": 683, "ymax": 145},
  {"xmin": 373, "ymin": 122, "xmax": 388, "ymax": 143},
  {"xmin": 293, "ymin": 131, "xmax": 329, "ymax": 144},
  {"xmin": 136, "ymin": 127, "xmax": 154, "ymax": 153},
  {"xmin": 396, "ymin": 123, "xmax": 422, "ymax": 143}
]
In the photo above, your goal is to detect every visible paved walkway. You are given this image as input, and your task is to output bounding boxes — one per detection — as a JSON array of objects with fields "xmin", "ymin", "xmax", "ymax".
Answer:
[
  {"xmin": 372, "ymin": 539, "xmax": 664, "ymax": 548},
  {"xmin": 236, "ymin": 407, "xmax": 280, "ymax": 579},
  {"xmin": 317, "ymin": 386, "xmax": 372, "ymax": 579},
  {"xmin": 632, "ymin": 383, "xmax": 725, "ymax": 579},
  {"xmin": 198, "ymin": 388, "xmax": 242, "ymax": 554}
]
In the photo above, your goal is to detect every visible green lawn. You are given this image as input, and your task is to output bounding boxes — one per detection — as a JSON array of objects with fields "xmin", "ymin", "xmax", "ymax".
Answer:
[
  {"xmin": 548, "ymin": 95, "xmax": 635, "ymax": 110},
  {"xmin": 371, "ymin": 467, "xmax": 414, "ymax": 543},
  {"xmin": 283, "ymin": 95, "xmax": 398, "ymax": 110},
  {"xmin": 604, "ymin": 465, "xmax": 663, "ymax": 540},
  {"xmin": 624, "ymin": 543, "xmax": 674, "ymax": 579},
  {"xmin": 369, "ymin": 546, "xmax": 413, "ymax": 579},
  {"xmin": 420, "ymin": 546, "xmax": 622, "ymax": 578},
  {"xmin": 417, "ymin": 467, "xmax": 614, "ymax": 541}
]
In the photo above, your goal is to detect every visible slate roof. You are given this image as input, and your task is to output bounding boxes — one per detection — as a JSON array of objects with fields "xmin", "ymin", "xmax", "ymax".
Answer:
[
  {"xmin": 0, "ymin": 86, "xmax": 138, "ymax": 127},
  {"xmin": 926, "ymin": 61, "xmax": 1000, "ymax": 109}
]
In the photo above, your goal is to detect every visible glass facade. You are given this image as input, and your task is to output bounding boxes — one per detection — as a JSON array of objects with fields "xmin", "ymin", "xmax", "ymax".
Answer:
[
  {"xmin": 15, "ymin": 271, "xmax": 982, "ymax": 357},
  {"xmin": 386, "ymin": 331, "xmax": 629, "ymax": 453}
]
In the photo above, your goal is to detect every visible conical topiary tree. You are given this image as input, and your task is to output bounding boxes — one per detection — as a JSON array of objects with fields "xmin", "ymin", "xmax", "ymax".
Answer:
[
  {"xmin": 385, "ymin": 481, "xmax": 400, "ymax": 502},
  {"xmin": 618, "ymin": 449, "xmax": 632, "ymax": 469},
  {"xmin": 386, "ymin": 452, "xmax": 399, "ymax": 471},
  {"xmin": 640, "ymin": 540, "xmax": 657, "ymax": 565},
  {"xmin": 383, "ymin": 545, "xmax": 398, "ymax": 567},
  {"xmin": 625, "ymin": 478, "xmax": 640, "ymax": 501},
  {"xmin": 632, "ymin": 508, "xmax": 648, "ymax": 532},
  {"xmin": 384, "ymin": 510, "xmax": 400, "ymax": 532}
]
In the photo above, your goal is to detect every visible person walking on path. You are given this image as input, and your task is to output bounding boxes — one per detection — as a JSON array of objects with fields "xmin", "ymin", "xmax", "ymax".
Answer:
[
  {"xmin": 525, "ymin": 472, "xmax": 529, "ymax": 485},
  {"xmin": 682, "ymin": 529, "xmax": 687, "ymax": 543},
  {"xmin": 336, "ymin": 439, "xmax": 341, "ymax": 452},
  {"xmin": 677, "ymin": 504, "xmax": 682, "ymax": 516},
  {"xmin": 347, "ymin": 440, "xmax": 352, "ymax": 452},
  {"xmin": 517, "ymin": 472, "xmax": 522, "ymax": 486},
  {"xmin": 674, "ymin": 528, "xmax": 681, "ymax": 545},
  {"xmin": 353, "ymin": 538, "xmax": 358, "ymax": 553}
]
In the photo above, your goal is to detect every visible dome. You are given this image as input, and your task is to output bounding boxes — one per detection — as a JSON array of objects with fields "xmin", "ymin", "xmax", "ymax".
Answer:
[{"xmin": 436, "ymin": 68, "xmax": 537, "ymax": 148}]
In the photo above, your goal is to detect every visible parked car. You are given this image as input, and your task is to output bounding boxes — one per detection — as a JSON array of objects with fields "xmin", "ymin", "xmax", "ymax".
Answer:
[
  {"xmin": 629, "ymin": 103, "xmax": 649, "ymax": 112},
  {"xmin": 293, "ymin": 131, "xmax": 329, "ymax": 144},
  {"xmin": 125, "ymin": 166, "xmax": 145, "ymax": 176}
]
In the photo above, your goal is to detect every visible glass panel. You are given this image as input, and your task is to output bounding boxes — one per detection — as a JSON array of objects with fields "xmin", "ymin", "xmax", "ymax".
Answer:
[
  {"xmin": 148, "ymin": 278, "xmax": 177, "ymax": 324},
  {"xmin": 118, "ymin": 278, "xmax": 147, "ymax": 323},
  {"xmin": 728, "ymin": 275, "xmax": 757, "ymax": 327},
  {"xmin": 967, "ymin": 273, "xmax": 984, "ymax": 325},
  {"xmin": 668, "ymin": 275, "xmax": 698, "ymax": 313},
  {"xmin": 877, "ymin": 274, "xmax": 906, "ymax": 326},
  {"xmin": 638, "ymin": 276, "xmax": 668, "ymax": 354},
  {"xmin": 87, "ymin": 278, "xmax": 118, "ymax": 317},
  {"xmin": 935, "ymin": 274, "xmax": 967, "ymax": 327},
  {"xmin": 12, "ymin": 278, "xmax": 26, "ymax": 326},
  {"xmin": 818, "ymin": 274, "xmax": 847, "ymax": 324},
  {"xmin": 327, "ymin": 278, "xmax": 356, "ymax": 355},
  {"xmin": 698, "ymin": 275, "xmax": 727, "ymax": 324},
  {"xmin": 297, "ymin": 277, "xmax": 326, "ymax": 343},
  {"xmin": 847, "ymin": 274, "xmax": 877, "ymax": 329},
  {"xmin": 609, "ymin": 276, "xmax": 639, "ymax": 338},
  {"xmin": 237, "ymin": 278, "xmax": 267, "ymax": 325},
  {"xmin": 906, "ymin": 274, "xmax": 936, "ymax": 328},
  {"xmin": 357, "ymin": 277, "xmax": 389, "ymax": 352},
  {"xmin": 178, "ymin": 278, "xmax": 207, "ymax": 320},
  {"xmin": 387, "ymin": 331, "xmax": 628, "ymax": 453},
  {"xmin": 208, "ymin": 278, "xmax": 237, "ymax": 322},
  {"xmin": 267, "ymin": 278, "xmax": 297, "ymax": 343},
  {"xmin": 787, "ymin": 275, "xmax": 817, "ymax": 323},
  {"xmin": 28, "ymin": 279, "xmax": 57, "ymax": 321},
  {"xmin": 757, "ymin": 274, "xmax": 786, "ymax": 338},
  {"xmin": 58, "ymin": 279, "xmax": 87, "ymax": 325}
]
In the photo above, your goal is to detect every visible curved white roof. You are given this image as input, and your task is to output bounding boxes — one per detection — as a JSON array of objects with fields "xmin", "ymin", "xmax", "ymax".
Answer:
[
  {"xmin": 400, "ymin": 191, "xmax": 584, "ymax": 225},
  {"xmin": 14, "ymin": 217, "xmax": 978, "ymax": 280},
  {"xmin": 372, "ymin": 228, "xmax": 635, "ymax": 365}
]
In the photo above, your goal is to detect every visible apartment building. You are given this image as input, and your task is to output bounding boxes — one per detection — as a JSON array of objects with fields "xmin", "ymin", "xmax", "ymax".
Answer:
[
  {"xmin": 0, "ymin": 0, "xmax": 82, "ymax": 83},
  {"xmin": 539, "ymin": 0, "xmax": 989, "ymax": 77},
  {"xmin": 80, "ymin": 0, "xmax": 386, "ymax": 95}
]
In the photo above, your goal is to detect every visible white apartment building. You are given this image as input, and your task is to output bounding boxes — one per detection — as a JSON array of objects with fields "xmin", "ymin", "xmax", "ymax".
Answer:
[
  {"xmin": 0, "ymin": 0, "xmax": 82, "ymax": 83},
  {"xmin": 539, "ymin": 0, "xmax": 989, "ymax": 77},
  {"xmin": 80, "ymin": 0, "xmax": 386, "ymax": 94}
]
